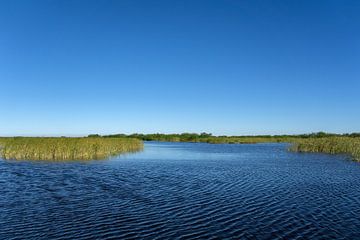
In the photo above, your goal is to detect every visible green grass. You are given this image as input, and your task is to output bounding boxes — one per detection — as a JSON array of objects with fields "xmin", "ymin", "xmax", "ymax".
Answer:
[
  {"xmin": 0, "ymin": 137, "xmax": 143, "ymax": 161},
  {"xmin": 290, "ymin": 137, "xmax": 360, "ymax": 161}
]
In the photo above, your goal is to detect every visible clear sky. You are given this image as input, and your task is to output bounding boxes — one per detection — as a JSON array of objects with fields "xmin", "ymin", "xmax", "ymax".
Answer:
[{"xmin": 0, "ymin": 0, "xmax": 359, "ymax": 136}]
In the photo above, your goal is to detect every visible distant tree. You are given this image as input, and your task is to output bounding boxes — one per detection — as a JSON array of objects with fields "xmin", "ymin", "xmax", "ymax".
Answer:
[
  {"xmin": 308, "ymin": 132, "xmax": 339, "ymax": 138},
  {"xmin": 88, "ymin": 134, "xmax": 101, "ymax": 138},
  {"xmin": 200, "ymin": 132, "xmax": 212, "ymax": 138}
]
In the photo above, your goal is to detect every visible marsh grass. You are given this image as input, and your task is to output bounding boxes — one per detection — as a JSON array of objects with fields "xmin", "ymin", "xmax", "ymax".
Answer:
[
  {"xmin": 0, "ymin": 137, "xmax": 143, "ymax": 161},
  {"xmin": 290, "ymin": 137, "xmax": 360, "ymax": 161}
]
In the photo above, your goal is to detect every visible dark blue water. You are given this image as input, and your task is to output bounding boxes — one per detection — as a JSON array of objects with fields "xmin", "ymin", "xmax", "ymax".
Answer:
[{"xmin": 1, "ymin": 142, "xmax": 360, "ymax": 239}]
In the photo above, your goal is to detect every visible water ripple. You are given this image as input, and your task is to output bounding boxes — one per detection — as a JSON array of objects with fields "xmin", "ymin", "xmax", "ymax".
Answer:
[{"xmin": 1, "ymin": 142, "xmax": 360, "ymax": 239}]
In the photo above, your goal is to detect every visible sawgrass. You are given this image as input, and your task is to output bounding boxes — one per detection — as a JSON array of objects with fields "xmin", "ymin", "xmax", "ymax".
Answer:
[
  {"xmin": 290, "ymin": 137, "xmax": 360, "ymax": 161},
  {"xmin": 0, "ymin": 137, "xmax": 143, "ymax": 161}
]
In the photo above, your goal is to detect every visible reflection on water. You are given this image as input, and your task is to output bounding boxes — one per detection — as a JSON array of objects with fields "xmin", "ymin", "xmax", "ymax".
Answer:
[{"xmin": 1, "ymin": 142, "xmax": 360, "ymax": 239}]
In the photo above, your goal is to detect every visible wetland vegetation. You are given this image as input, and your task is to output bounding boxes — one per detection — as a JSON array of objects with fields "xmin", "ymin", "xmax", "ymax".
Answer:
[
  {"xmin": 1, "ymin": 132, "xmax": 359, "ymax": 161},
  {"xmin": 290, "ymin": 137, "xmax": 360, "ymax": 161},
  {"xmin": 0, "ymin": 137, "xmax": 143, "ymax": 161}
]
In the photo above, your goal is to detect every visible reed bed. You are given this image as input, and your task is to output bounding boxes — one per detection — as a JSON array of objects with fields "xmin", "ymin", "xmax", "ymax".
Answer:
[
  {"xmin": 0, "ymin": 137, "xmax": 143, "ymax": 161},
  {"xmin": 290, "ymin": 137, "xmax": 360, "ymax": 161}
]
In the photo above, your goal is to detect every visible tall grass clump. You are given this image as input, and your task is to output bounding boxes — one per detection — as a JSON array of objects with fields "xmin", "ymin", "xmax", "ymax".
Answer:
[
  {"xmin": 0, "ymin": 137, "xmax": 143, "ymax": 161},
  {"xmin": 290, "ymin": 137, "xmax": 360, "ymax": 161}
]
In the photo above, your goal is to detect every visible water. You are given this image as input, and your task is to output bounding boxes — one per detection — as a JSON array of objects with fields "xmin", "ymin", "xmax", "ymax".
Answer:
[{"xmin": 1, "ymin": 142, "xmax": 360, "ymax": 239}]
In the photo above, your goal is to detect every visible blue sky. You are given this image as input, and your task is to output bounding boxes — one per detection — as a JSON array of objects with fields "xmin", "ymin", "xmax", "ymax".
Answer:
[{"xmin": 0, "ymin": 0, "xmax": 359, "ymax": 136}]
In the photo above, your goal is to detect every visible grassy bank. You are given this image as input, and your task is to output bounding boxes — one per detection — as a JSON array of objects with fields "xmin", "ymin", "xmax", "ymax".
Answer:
[
  {"xmin": 0, "ymin": 137, "xmax": 143, "ymax": 161},
  {"xmin": 290, "ymin": 137, "xmax": 360, "ymax": 161}
]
